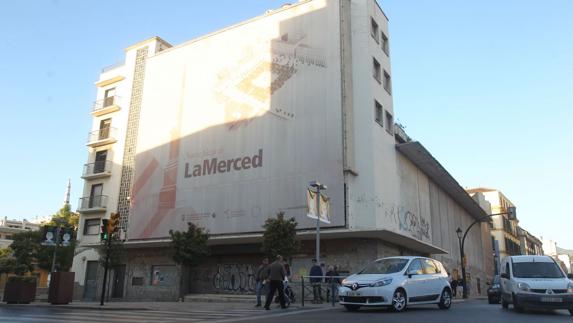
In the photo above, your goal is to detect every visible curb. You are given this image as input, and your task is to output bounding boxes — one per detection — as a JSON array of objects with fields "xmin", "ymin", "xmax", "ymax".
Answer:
[{"xmin": 0, "ymin": 303, "xmax": 149, "ymax": 311}]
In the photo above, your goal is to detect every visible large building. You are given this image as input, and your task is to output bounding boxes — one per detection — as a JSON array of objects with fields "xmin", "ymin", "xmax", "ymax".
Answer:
[
  {"xmin": 73, "ymin": 0, "xmax": 493, "ymax": 301},
  {"xmin": 0, "ymin": 217, "xmax": 41, "ymax": 248},
  {"xmin": 466, "ymin": 188, "xmax": 521, "ymax": 260},
  {"xmin": 518, "ymin": 227, "xmax": 543, "ymax": 256}
]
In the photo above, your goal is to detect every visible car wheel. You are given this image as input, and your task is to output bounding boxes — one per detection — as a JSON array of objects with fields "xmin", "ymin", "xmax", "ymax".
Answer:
[
  {"xmin": 344, "ymin": 305, "xmax": 361, "ymax": 312},
  {"xmin": 438, "ymin": 288, "xmax": 452, "ymax": 310},
  {"xmin": 488, "ymin": 296, "xmax": 495, "ymax": 304},
  {"xmin": 568, "ymin": 309, "xmax": 573, "ymax": 316},
  {"xmin": 391, "ymin": 289, "xmax": 407, "ymax": 312},
  {"xmin": 501, "ymin": 298, "xmax": 509, "ymax": 309},
  {"xmin": 512, "ymin": 294, "xmax": 524, "ymax": 313}
]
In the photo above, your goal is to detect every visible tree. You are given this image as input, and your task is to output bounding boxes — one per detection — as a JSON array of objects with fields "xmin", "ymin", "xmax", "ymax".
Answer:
[
  {"xmin": 48, "ymin": 204, "xmax": 79, "ymax": 230},
  {"xmin": 9, "ymin": 205, "xmax": 78, "ymax": 273},
  {"xmin": 169, "ymin": 222, "xmax": 210, "ymax": 268},
  {"xmin": 261, "ymin": 212, "xmax": 300, "ymax": 259},
  {"xmin": 9, "ymin": 231, "xmax": 38, "ymax": 275},
  {"xmin": 0, "ymin": 248, "xmax": 16, "ymax": 275}
]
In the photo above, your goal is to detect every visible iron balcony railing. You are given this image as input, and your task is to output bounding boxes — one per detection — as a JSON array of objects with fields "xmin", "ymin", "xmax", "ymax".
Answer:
[
  {"xmin": 87, "ymin": 127, "xmax": 117, "ymax": 144},
  {"xmin": 92, "ymin": 96, "xmax": 121, "ymax": 113},
  {"xmin": 78, "ymin": 195, "xmax": 108, "ymax": 210},
  {"xmin": 101, "ymin": 60, "xmax": 125, "ymax": 73},
  {"xmin": 83, "ymin": 161, "xmax": 112, "ymax": 177}
]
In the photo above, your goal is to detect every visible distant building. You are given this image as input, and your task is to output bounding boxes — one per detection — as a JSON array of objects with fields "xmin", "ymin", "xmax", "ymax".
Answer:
[
  {"xmin": 0, "ymin": 217, "xmax": 41, "ymax": 248},
  {"xmin": 543, "ymin": 239, "xmax": 573, "ymax": 274},
  {"xmin": 518, "ymin": 227, "xmax": 543, "ymax": 255},
  {"xmin": 466, "ymin": 188, "xmax": 520, "ymax": 259}
]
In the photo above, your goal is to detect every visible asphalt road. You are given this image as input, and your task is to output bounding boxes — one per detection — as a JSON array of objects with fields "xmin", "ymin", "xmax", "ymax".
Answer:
[
  {"xmin": 0, "ymin": 300, "xmax": 571, "ymax": 323},
  {"xmin": 257, "ymin": 300, "xmax": 573, "ymax": 323}
]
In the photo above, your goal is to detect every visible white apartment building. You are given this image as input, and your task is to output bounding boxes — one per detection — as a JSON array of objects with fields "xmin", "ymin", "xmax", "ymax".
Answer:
[{"xmin": 73, "ymin": 0, "xmax": 492, "ymax": 301}]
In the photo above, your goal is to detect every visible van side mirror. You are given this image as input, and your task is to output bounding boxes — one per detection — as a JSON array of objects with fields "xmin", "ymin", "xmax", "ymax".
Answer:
[
  {"xmin": 500, "ymin": 273, "xmax": 509, "ymax": 279},
  {"xmin": 567, "ymin": 273, "xmax": 573, "ymax": 279}
]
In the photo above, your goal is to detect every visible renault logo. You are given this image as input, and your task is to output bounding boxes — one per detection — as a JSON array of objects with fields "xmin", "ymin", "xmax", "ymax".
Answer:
[{"xmin": 352, "ymin": 283, "xmax": 358, "ymax": 290}]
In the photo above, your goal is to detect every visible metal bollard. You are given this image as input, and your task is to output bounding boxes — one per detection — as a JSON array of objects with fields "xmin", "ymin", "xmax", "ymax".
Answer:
[{"xmin": 301, "ymin": 276, "xmax": 305, "ymax": 307}]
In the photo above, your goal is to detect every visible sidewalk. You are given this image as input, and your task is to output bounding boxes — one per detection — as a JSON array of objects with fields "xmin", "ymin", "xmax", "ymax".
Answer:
[{"xmin": 0, "ymin": 294, "xmax": 326, "ymax": 312}]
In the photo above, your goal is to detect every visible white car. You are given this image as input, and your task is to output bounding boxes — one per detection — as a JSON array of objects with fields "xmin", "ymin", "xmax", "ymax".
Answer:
[
  {"xmin": 500, "ymin": 255, "xmax": 573, "ymax": 315},
  {"xmin": 338, "ymin": 256, "xmax": 452, "ymax": 312}
]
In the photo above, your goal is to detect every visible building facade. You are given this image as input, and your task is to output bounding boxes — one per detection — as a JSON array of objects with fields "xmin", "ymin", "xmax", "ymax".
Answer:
[
  {"xmin": 72, "ymin": 0, "xmax": 492, "ymax": 301},
  {"xmin": 466, "ymin": 188, "xmax": 521, "ymax": 260},
  {"xmin": 0, "ymin": 217, "xmax": 41, "ymax": 248},
  {"xmin": 518, "ymin": 227, "xmax": 543, "ymax": 255}
]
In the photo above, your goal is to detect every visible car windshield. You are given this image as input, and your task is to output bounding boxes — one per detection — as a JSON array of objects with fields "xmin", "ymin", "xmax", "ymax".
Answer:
[
  {"xmin": 512, "ymin": 262, "xmax": 564, "ymax": 278},
  {"xmin": 358, "ymin": 258, "xmax": 409, "ymax": 275},
  {"xmin": 492, "ymin": 276, "xmax": 500, "ymax": 284}
]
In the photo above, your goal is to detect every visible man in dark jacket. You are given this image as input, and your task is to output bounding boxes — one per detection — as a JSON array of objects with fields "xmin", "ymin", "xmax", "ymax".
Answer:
[
  {"xmin": 264, "ymin": 255, "xmax": 287, "ymax": 310},
  {"xmin": 309, "ymin": 258, "xmax": 323, "ymax": 303},
  {"xmin": 255, "ymin": 257, "xmax": 269, "ymax": 307}
]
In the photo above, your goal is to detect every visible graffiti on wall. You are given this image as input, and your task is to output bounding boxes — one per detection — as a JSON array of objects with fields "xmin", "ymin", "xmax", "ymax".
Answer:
[
  {"xmin": 383, "ymin": 204, "xmax": 431, "ymax": 241},
  {"xmin": 212, "ymin": 264, "xmax": 257, "ymax": 293}
]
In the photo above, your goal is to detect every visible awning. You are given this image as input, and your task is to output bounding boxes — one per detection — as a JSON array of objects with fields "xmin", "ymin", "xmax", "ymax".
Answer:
[
  {"xmin": 116, "ymin": 228, "xmax": 448, "ymax": 255},
  {"xmin": 396, "ymin": 141, "xmax": 488, "ymax": 221}
]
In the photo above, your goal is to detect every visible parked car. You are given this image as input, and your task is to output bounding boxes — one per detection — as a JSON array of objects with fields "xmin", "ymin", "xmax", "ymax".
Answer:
[
  {"xmin": 487, "ymin": 275, "xmax": 501, "ymax": 304},
  {"xmin": 338, "ymin": 256, "xmax": 452, "ymax": 312},
  {"xmin": 499, "ymin": 255, "xmax": 573, "ymax": 315}
]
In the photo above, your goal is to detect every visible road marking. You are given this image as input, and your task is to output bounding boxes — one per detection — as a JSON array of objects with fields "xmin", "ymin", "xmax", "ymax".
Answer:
[{"xmin": 211, "ymin": 306, "xmax": 336, "ymax": 323}]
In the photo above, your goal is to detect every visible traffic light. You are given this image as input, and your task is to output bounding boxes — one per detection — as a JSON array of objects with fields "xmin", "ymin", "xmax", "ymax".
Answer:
[
  {"xmin": 108, "ymin": 212, "xmax": 120, "ymax": 235},
  {"xmin": 101, "ymin": 219, "xmax": 109, "ymax": 241}
]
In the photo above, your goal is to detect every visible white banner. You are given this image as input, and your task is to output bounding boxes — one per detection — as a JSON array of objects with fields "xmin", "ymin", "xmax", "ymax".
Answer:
[{"xmin": 307, "ymin": 189, "xmax": 330, "ymax": 224}]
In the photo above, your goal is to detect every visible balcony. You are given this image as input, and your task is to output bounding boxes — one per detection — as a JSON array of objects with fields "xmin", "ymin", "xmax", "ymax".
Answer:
[
  {"xmin": 92, "ymin": 96, "xmax": 121, "ymax": 117},
  {"xmin": 77, "ymin": 195, "xmax": 108, "ymax": 213},
  {"xmin": 86, "ymin": 127, "xmax": 117, "ymax": 148},
  {"xmin": 82, "ymin": 161, "xmax": 112, "ymax": 180}
]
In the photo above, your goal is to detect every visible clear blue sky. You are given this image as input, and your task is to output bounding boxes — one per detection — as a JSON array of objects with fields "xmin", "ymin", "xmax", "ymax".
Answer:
[{"xmin": 1, "ymin": 1, "xmax": 571, "ymax": 248}]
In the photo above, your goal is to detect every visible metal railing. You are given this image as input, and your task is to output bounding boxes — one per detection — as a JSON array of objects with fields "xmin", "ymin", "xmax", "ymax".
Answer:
[
  {"xmin": 92, "ymin": 96, "xmax": 121, "ymax": 112},
  {"xmin": 83, "ymin": 161, "xmax": 112, "ymax": 177},
  {"xmin": 101, "ymin": 60, "xmax": 125, "ymax": 73},
  {"xmin": 87, "ymin": 127, "xmax": 117, "ymax": 144},
  {"xmin": 78, "ymin": 195, "xmax": 108, "ymax": 210},
  {"xmin": 301, "ymin": 275, "xmax": 347, "ymax": 307}
]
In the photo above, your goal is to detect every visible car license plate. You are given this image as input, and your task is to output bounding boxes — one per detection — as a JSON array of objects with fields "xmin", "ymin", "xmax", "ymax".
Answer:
[
  {"xmin": 541, "ymin": 297, "xmax": 562, "ymax": 303},
  {"xmin": 348, "ymin": 291, "xmax": 361, "ymax": 296}
]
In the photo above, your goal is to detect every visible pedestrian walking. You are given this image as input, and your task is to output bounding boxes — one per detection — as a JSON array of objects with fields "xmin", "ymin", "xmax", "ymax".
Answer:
[
  {"xmin": 254, "ymin": 257, "xmax": 269, "ymax": 307},
  {"xmin": 309, "ymin": 258, "xmax": 323, "ymax": 303},
  {"xmin": 263, "ymin": 255, "xmax": 287, "ymax": 310}
]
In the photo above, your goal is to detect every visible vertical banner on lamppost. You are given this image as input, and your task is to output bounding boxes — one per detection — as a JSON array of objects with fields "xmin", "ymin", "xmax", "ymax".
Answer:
[{"xmin": 306, "ymin": 189, "xmax": 330, "ymax": 224}]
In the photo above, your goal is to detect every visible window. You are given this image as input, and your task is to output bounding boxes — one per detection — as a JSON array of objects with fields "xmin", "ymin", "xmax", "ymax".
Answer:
[
  {"xmin": 385, "ymin": 111, "xmax": 394, "ymax": 134},
  {"xmin": 373, "ymin": 58, "xmax": 381, "ymax": 83},
  {"xmin": 84, "ymin": 219, "xmax": 100, "ymax": 235},
  {"xmin": 99, "ymin": 118, "xmax": 111, "ymax": 140},
  {"xmin": 359, "ymin": 258, "xmax": 409, "ymax": 274},
  {"xmin": 422, "ymin": 259, "xmax": 439, "ymax": 274},
  {"xmin": 89, "ymin": 184, "xmax": 103, "ymax": 208},
  {"xmin": 104, "ymin": 87, "xmax": 116, "ymax": 107},
  {"xmin": 383, "ymin": 70, "xmax": 392, "ymax": 94},
  {"xmin": 407, "ymin": 259, "xmax": 423, "ymax": 275},
  {"xmin": 94, "ymin": 150, "xmax": 108, "ymax": 174},
  {"xmin": 370, "ymin": 18, "xmax": 379, "ymax": 43},
  {"xmin": 381, "ymin": 32, "xmax": 389, "ymax": 55},
  {"xmin": 374, "ymin": 100, "xmax": 383, "ymax": 126}
]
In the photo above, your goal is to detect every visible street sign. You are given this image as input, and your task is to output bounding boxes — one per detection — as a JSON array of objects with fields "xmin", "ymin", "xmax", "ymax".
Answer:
[{"xmin": 306, "ymin": 189, "xmax": 330, "ymax": 224}]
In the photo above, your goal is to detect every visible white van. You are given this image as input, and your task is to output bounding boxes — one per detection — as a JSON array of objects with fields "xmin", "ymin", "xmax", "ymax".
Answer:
[{"xmin": 499, "ymin": 255, "xmax": 573, "ymax": 315}]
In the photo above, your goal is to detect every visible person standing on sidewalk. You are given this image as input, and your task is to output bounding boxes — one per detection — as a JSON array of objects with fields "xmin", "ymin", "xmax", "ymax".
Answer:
[
  {"xmin": 263, "ymin": 255, "xmax": 287, "ymax": 310},
  {"xmin": 309, "ymin": 258, "xmax": 323, "ymax": 304},
  {"xmin": 255, "ymin": 257, "xmax": 269, "ymax": 307}
]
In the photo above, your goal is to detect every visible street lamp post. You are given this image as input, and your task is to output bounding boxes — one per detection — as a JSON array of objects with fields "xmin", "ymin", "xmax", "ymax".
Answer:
[
  {"xmin": 456, "ymin": 227, "xmax": 466, "ymax": 299},
  {"xmin": 456, "ymin": 207, "xmax": 516, "ymax": 299},
  {"xmin": 309, "ymin": 181, "xmax": 327, "ymax": 264}
]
